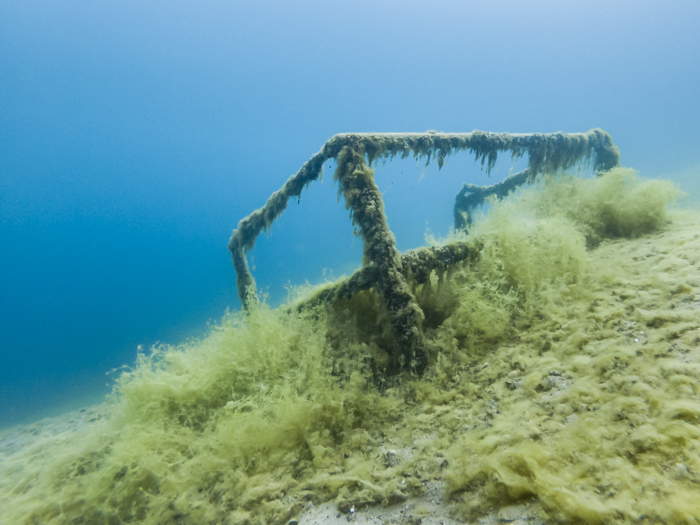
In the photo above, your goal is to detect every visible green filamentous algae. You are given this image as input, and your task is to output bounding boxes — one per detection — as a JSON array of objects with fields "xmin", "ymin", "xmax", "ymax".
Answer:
[{"xmin": 2, "ymin": 168, "xmax": 699, "ymax": 524}]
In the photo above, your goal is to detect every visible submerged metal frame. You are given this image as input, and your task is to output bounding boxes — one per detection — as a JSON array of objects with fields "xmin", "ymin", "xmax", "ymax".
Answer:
[{"xmin": 228, "ymin": 129, "xmax": 620, "ymax": 375}]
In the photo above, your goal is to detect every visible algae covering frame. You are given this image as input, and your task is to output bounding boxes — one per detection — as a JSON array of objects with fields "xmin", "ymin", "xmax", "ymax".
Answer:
[{"xmin": 228, "ymin": 129, "xmax": 620, "ymax": 375}]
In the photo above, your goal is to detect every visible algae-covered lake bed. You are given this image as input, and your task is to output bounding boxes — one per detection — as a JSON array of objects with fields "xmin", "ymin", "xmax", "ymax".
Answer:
[{"xmin": 2, "ymin": 169, "xmax": 700, "ymax": 524}]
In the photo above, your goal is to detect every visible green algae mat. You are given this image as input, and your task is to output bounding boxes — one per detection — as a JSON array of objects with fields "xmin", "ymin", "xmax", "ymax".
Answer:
[{"xmin": 2, "ymin": 168, "xmax": 700, "ymax": 524}]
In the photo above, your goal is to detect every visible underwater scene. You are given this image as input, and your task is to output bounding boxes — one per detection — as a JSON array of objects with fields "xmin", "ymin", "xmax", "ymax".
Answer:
[{"xmin": 1, "ymin": 1, "xmax": 700, "ymax": 524}]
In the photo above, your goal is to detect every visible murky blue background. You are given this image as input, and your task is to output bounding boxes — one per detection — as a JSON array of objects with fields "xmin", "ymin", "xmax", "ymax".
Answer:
[{"xmin": 1, "ymin": 0, "xmax": 699, "ymax": 428}]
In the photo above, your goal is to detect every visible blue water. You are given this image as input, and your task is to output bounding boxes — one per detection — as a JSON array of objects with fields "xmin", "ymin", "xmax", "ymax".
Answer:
[{"xmin": 1, "ymin": 0, "xmax": 699, "ymax": 429}]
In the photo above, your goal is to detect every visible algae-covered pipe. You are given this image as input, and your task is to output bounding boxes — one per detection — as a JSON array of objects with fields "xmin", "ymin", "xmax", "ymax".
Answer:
[
  {"xmin": 292, "ymin": 240, "xmax": 479, "ymax": 311},
  {"xmin": 333, "ymin": 146, "xmax": 428, "ymax": 375},
  {"xmin": 454, "ymin": 168, "xmax": 531, "ymax": 229},
  {"xmin": 453, "ymin": 130, "xmax": 621, "ymax": 228}
]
